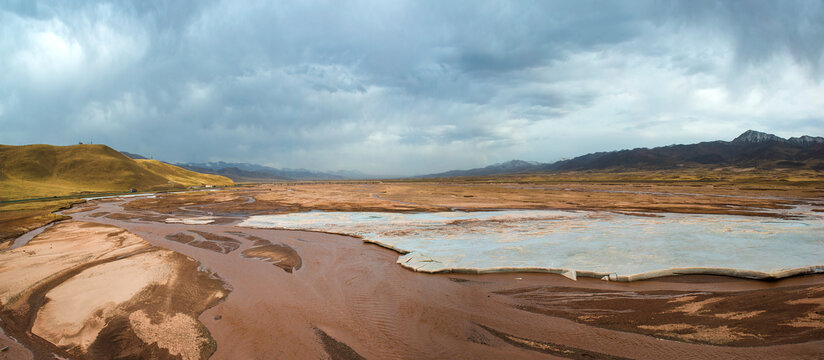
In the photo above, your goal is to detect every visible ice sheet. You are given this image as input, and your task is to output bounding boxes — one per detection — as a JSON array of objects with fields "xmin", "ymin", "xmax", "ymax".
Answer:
[{"xmin": 239, "ymin": 210, "xmax": 824, "ymax": 280}]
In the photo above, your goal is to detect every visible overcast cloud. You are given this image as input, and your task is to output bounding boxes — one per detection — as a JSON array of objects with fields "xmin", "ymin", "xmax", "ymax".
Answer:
[{"xmin": 1, "ymin": 0, "xmax": 823, "ymax": 175}]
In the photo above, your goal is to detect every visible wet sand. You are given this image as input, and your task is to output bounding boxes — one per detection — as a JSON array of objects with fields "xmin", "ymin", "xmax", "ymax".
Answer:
[
  {"xmin": 36, "ymin": 197, "xmax": 824, "ymax": 359},
  {"xmin": 0, "ymin": 325, "xmax": 33, "ymax": 360},
  {"xmin": 0, "ymin": 220, "xmax": 226, "ymax": 359},
  {"xmin": 241, "ymin": 243, "xmax": 302, "ymax": 273}
]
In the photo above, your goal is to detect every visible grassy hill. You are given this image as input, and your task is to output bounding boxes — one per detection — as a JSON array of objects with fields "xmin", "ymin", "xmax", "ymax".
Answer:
[
  {"xmin": 0, "ymin": 144, "xmax": 233, "ymax": 201},
  {"xmin": 134, "ymin": 159, "xmax": 235, "ymax": 187}
]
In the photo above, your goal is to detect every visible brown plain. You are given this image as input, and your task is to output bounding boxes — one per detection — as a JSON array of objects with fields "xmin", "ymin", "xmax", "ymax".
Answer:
[
  {"xmin": 1, "ymin": 169, "xmax": 823, "ymax": 359},
  {"xmin": 126, "ymin": 173, "xmax": 823, "ymax": 219},
  {"xmin": 70, "ymin": 197, "xmax": 824, "ymax": 359}
]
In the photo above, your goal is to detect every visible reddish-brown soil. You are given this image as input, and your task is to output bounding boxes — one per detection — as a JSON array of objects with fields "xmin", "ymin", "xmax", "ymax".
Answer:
[
  {"xmin": 24, "ymin": 196, "xmax": 819, "ymax": 359},
  {"xmin": 495, "ymin": 282, "xmax": 824, "ymax": 346},
  {"xmin": 2, "ymin": 179, "xmax": 823, "ymax": 359},
  {"xmin": 124, "ymin": 182, "xmax": 820, "ymax": 219}
]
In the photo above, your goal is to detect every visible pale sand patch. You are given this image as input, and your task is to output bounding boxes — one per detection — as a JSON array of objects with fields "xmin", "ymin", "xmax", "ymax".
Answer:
[
  {"xmin": 667, "ymin": 295, "xmax": 697, "ymax": 303},
  {"xmin": 715, "ymin": 310, "xmax": 766, "ymax": 320},
  {"xmin": 129, "ymin": 310, "xmax": 207, "ymax": 360},
  {"xmin": 577, "ymin": 314, "xmax": 606, "ymax": 322},
  {"xmin": 783, "ymin": 312, "xmax": 824, "ymax": 329},
  {"xmin": 0, "ymin": 222, "xmax": 150, "ymax": 305},
  {"xmin": 31, "ymin": 251, "xmax": 176, "ymax": 349},
  {"xmin": 165, "ymin": 217, "xmax": 215, "ymax": 225},
  {"xmin": 781, "ymin": 297, "xmax": 824, "ymax": 329},
  {"xmin": 668, "ymin": 297, "xmax": 723, "ymax": 315},
  {"xmin": 504, "ymin": 335, "xmax": 571, "ymax": 355},
  {"xmin": 639, "ymin": 323, "xmax": 693, "ymax": 331},
  {"xmin": 637, "ymin": 324, "xmax": 761, "ymax": 344}
]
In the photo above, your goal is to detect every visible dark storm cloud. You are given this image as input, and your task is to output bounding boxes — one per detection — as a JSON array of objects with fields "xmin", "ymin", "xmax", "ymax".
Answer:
[
  {"xmin": 661, "ymin": 0, "xmax": 824, "ymax": 70},
  {"xmin": 1, "ymin": 0, "xmax": 822, "ymax": 175}
]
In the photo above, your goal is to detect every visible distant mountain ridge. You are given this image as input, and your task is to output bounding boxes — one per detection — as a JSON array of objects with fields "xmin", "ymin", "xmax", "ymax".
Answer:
[
  {"xmin": 787, "ymin": 135, "xmax": 824, "ymax": 146},
  {"xmin": 418, "ymin": 130, "xmax": 824, "ymax": 178},
  {"xmin": 176, "ymin": 161, "xmax": 372, "ymax": 182},
  {"xmin": 414, "ymin": 160, "xmax": 541, "ymax": 178},
  {"xmin": 732, "ymin": 130, "xmax": 824, "ymax": 146},
  {"xmin": 731, "ymin": 130, "xmax": 784, "ymax": 144}
]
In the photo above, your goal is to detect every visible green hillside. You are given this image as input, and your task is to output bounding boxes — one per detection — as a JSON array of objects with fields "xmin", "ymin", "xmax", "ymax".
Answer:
[{"xmin": 0, "ymin": 144, "xmax": 233, "ymax": 201}]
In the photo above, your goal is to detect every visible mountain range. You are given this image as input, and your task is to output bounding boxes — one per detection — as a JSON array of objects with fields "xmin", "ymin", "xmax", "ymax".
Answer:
[
  {"xmin": 122, "ymin": 130, "xmax": 822, "ymax": 181},
  {"xmin": 417, "ymin": 130, "xmax": 824, "ymax": 178},
  {"xmin": 175, "ymin": 161, "xmax": 371, "ymax": 182},
  {"xmin": 415, "ymin": 160, "xmax": 541, "ymax": 178}
]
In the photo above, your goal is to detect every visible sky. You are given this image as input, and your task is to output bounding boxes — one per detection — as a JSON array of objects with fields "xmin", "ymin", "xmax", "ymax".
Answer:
[{"xmin": 1, "ymin": 0, "xmax": 823, "ymax": 175}]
